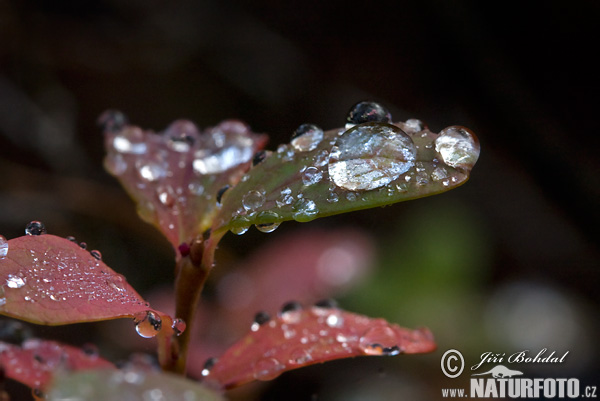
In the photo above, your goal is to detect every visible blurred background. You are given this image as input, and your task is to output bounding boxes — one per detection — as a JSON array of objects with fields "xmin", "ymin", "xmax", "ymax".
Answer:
[{"xmin": 0, "ymin": 1, "xmax": 598, "ymax": 400}]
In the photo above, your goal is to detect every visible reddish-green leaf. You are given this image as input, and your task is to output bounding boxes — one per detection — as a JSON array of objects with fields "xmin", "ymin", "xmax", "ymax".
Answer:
[
  {"xmin": 202, "ymin": 304, "xmax": 436, "ymax": 389},
  {"xmin": 0, "ymin": 339, "xmax": 114, "ymax": 391},
  {"xmin": 213, "ymin": 121, "xmax": 479, "ymax": 235},
  {"xmin": 101, "ymin": 112, "xmax": 267, "ymax": 250},
  {"xmin": 0, "ymin": 234, "xmax": 166, "ymax": 327}
]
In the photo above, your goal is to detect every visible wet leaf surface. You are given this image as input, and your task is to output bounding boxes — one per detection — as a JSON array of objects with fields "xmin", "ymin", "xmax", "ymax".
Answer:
[
  {"xmin": 102, "ymin": 113, "xmax": 267, "ymax": 250},
  {"xmin": 0, "ymin": 339, "xmax": 114, "ymax": 391},
  {"xmin": 0, "ymin": 234, "xmax": 167, "ymax": 326},
  {"xmin": 213, "ymin": 121, "xmax": 479, "ymax": 235},
  {"xmin": 202, "ymin": 304, "xmax": 436, "ymax": 389},
  {"xmin": 47, "ymin": 368, "xmax": 224, "ymax": 401}
]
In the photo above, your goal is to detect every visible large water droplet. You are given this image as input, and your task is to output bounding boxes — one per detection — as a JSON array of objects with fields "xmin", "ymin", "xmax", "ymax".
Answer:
[
  {"xmin": 292, "ymin": 198, "xmax": 318, "ymax": 222},
  {"xmin": 255, "ymin": 211, "xmax": 281, "ymax": 233},
  {"xmin": 25, "ymin": 221, "xmax": 46, "ymax": 236},
  {"xmin": 6, "ymin": 275, "xmax": 24, "ymax": 289},
  {"xmin": 346, "ymin": 101, "xmax": 392, "ymax": 129},
  {"xmin": 301, "ymin": 167, "xmax": 323, "ymax": 186},
  {"xmin": 90, "ymin": 250, "xmax": 102, "ymax": 260},
  {"xmin": 328, "ymin": 123, "xmax": 416, "ymax": 191},
  {"xmin": 134, "ymin": 311, "xmax": 162, "ymax": 338},
  {"xmin": 0, "ymin": 236, "xmax": 8, "ymax": 259},
  {"xmin": 112, "ymin": 127, "xmax": 148, "ymax": 154},
  {"xmin": 358, "ymin": 325, "xmax": 398, "ymax": 355},
  {"xmin": 291, "ymin": 124, "xmax": 324, "ymax": 152},
  {"xmin": 253, "ymin": 357, "xmax": 285, "ymax": 381},
  {"xmin": 434, "ymin": 126, "xmax": 480, "ymax": 169},
  {"xmin": 242, "ymin": 190, "xmax": 265, "ymax": 211},
  {"xmin": 230, "ymin": 215, "xmax": 251, "ymax": 235}
]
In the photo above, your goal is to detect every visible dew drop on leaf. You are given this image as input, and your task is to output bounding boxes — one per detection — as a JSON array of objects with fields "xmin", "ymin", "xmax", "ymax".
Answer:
[
  {"xmin": 434, "ymin": 126, "xmax": 480, "ymax": 169},
  {"xmin": 171, "ymin": 318, "xmax": 186, "ymax": 336},
  {"xmin": 345, "ymin": 101, "xmax": 392, "ymax": 129},
  {"xmin": 358, "ymin": 325, "xmax": 398, "ymax": 355},
  {"xmin": 404, "ymin": 118, "xmax": 425, "ymax": 132},
  {"xmin": 112, "ymin": 127, "xmax": 148, "ymax": 154},
  {"xmin": 0, "ymin": 236, "xmax": 8, "ymax": 259},
  {"xmin": 328, "ymin": 123, "xmax": 416, "ymax": 191},
  {"xmin": 431, "ymin": 166, "xmax": 448, "ymax": 182},
  {"xmin": 134, "ymin": 311, "xmax": 162, "ymax": 338},
  {"xmin": 90, "ymin": 250, "xmax": 102, "ymax": 260},
  {"xmin": 25, "ymin": 221, "xmax": 46, "ymax": 236},
  {"xmin": 242, "ymin": 190, "xmax": 265, "ymax": 211},
  {"xmin": 289, "ymin": 348, "xmax": 313, "ymax": 365},
  {"xmin": 201, "ymin": 357, "xmax": 217, "ymax": 377},
  {"xmin": 251, "ymin": 311, "xmax": 271, "ymax": 331},
  {"xmin": 6, "ymin": 275, "xmax": 25, "ymax": 289},
  {"xmin": 301, "ymin": 167, "xmax": 323, "ymax": 186},
  {"xmin": 252, "ymin": 357, "xmax": 285, "ymax": 381},
  {"xmin": 292, "ymin": 198, "xmax": 318, "ymax": 222},
  {"xmin": 164, "ymin": 120, "xmax": 199, "ymax": 152},
  {"xmin": 291, "ymin": 124, "xmax": 324, "ymax": 152}
]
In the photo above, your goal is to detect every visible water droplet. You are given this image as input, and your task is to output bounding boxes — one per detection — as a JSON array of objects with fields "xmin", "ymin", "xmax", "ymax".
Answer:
[
  {"xmin": 431, "ymin": 166, "xmax": 448, "ymax": 182},
  {"xmin": 112, "ymin": 127, "xmax": 148, "ymax": 154},
  {"xmin": 326, "ymin": 313, "xmax": 344, "ymax": 328},
  {"xmin": 415, "ymin": 171, "xmax": 429, "ymax": 185},
  {"xmin": 327, "ymin": 191, "xmax": 339, "ymax": 203},
  {"xmin": 134, "ymin": 311, "xmax": 162, "ymax": 338},
  {"xmin": 192, "ymin": 134, "xmax": 254, "ymax": 174},
  {"xmin": 79, "ymin": 242, "xmax": 87, "ymax": 250},
  {"xmin": 345, "ymin": 101, "xmax": 392, "ymax": 129},
  {"xmin": 346, "ymin": 192, "xmax": 357, "ymax": 202},
  {"xmin": 216, "ymin": 185, "xmax": 230, "ymax": 206},
  {"xmin": 314, "ymin": 299, "xmax": 338, "ymax": 308},
  {"xmin": 98, "ymin": 109, "xmax": 128, "ymax": 133},
  {"xmin": 230, "ymin": 216, "xmax": 251, "ymax": 235},
  {"xmin": 90, "ymin": 250, "xmax": 102, "ymax": 260},
  {"xmin": 82, "ymin": 343, "xmax": 99, "ymax": 358},
  {"xmin": 253, "ymin": 357, "xmax": 284, "ymax": 381},
  {"xmin": 6, "ymin": 275, "xmax": 25, "ymax": 289},
  {"xmin": 138, "ymin": 162, "xmax": 167, "ymax": 182},
  {"xmin": 276, "ymin": 144, "xmax": 295, "ymax": 162},
  {"xmin": 358, "ymin": 325, "xmax": 398, "ymax": 355},
  {"xmin": 301, "ymin": 167, "xmax": 323, "ymax": 186},
  {"xmin": 201, "ymin": 357, "xmax": 217, "ymax": 377},
  {"xmin": 280, "ymin": 301, "xmax": 302, "ymax": 315},
  {"xmin": 404, "ymin": 118, "xmax": 425, "ymax": 132},
  {"xmin": 291, "ymin": 124, "xmax": 324, "ymax": 152},
  {"xmin": 242, "ymin": 190, "xmax": 265, "ymax": 211},
  {"xmin": 434, "ymin": 126, "xmax": 480, "ymax": 169},
  {"xmin": 171, "ymin": 318, "xmax": 186, "ymax": 336},
  {"xmin": 292, "ymin": 198, "xmax": 318, "ymax": 222},
  {"xmin": 253, "ymin": 150, "xmax": 270, "ymax": 166},
  {"xmin": 25, "ymin": 221, "xmax": 46, "ymax": 236},
  {"xmin": 165, "ymin": 120, "xmax": 199, "ymax": 152},
  {"xmin": 251, "ymin": 311, "xmax": 271, "ymax": 331},
  {"xmin": 0, "ymin": 236, "xmax": 8, "ymax": 259},
  {"xmin": 289, "ymin": 348, "xmax": 313, "ymax": 365},
  {"xmin": 328, "ymin": 123, "xmax": 416, "ymax": 191}
]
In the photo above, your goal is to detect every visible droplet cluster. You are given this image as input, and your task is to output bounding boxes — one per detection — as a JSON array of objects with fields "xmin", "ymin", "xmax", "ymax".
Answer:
[
  {"xmin": 102, "ymin": 112, "xmax": 266, "ymax": 246},
  {"xmin": 221, "ymin": 101, "xmax": 478, "ymax": 235}
]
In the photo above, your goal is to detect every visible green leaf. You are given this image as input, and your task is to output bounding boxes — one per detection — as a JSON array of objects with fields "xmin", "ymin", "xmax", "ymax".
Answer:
[
  {"xmin": 213, "ymin": 122, "xmax": 479, "ymax": 235},
  {"xmin": 47, "ymin": 369, "xmax": 224, "ymax": 401}
]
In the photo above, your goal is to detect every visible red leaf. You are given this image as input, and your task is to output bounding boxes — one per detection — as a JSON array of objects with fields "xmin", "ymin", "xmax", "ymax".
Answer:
[
  {"xmin": 202, "ymin": 304, "xmax": 436, "ymax": 389},
  {"xmin": 0, "ymin": 339, "xmax": 114, "ymax": 390},
  {"xmin": 0, "ymin": 234, "xmax": 167, "ymax": 327},
  {"xmin": 101, "ymin": 114, "xmax": 268, "ymax": 251}
]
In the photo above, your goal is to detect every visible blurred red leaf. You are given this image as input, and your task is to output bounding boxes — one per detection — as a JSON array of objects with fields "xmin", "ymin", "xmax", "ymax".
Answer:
[
  {"xmin": 102, "ymin": 114, "xmax": 268, "ymax": 251},
  {"xmin": 0, "ymin": 339, "xmax": 114, "ymax": 390},
  {"xmin": 0, "ymin": 234, "xmax": 168, "ymax": 327},
  {"xmin": 202, "ymin": 304, "xmax": 436, "ymax": 389}
]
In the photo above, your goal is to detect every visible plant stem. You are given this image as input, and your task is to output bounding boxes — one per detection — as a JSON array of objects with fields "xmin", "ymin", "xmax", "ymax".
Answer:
[{"xmin": 168, "ymin": 232, "xmax": 222, "ymax": 374}]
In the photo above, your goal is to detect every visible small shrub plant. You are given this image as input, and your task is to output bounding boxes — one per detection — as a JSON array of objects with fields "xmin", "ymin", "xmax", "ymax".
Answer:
[{"xmin": 0, "ymin": 101, "xmax": 479, "ymax": 399}]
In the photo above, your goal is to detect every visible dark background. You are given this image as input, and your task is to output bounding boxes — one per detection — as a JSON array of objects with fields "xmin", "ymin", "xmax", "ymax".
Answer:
[{"xmin": 0, "ymin": 1, "xmax": 598, "ymax": 400}]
